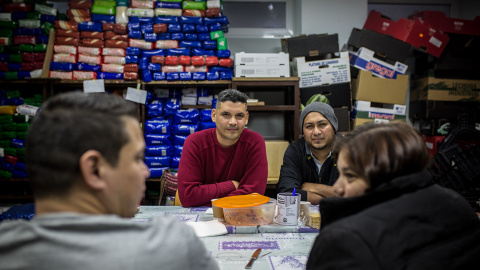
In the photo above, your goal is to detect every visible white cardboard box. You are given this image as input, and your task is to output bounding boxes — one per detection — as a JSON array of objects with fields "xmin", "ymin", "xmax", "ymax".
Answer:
[
  {"xmin": 352, "ymin": 100, "xmax": 407, "ymax": 127},
  {"xmin": 349, "ymin": 47, "xmax": 408, "ymax": 79},
  {"xmin": 293, "ymin": 51, "xmax": 351, "ymax": 88},
  {"xmin": 235, "ymin": 52, "xmax": 289, "ymax": 66},
  {"xmin": 234, "ymin": 65, "xmax": 290, "ymax": 78}
]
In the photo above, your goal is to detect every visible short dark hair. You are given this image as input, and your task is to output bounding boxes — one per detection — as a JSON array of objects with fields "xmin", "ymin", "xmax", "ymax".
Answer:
[
  {"xmin": 216, "ymin": 89, "xmax": 248, "ymax": 110},
  {"xmin": 334, "ymin": 122, "xmax": 430, "ymax": 189},
  {"xmin": 26, "ymin": 92, "xmax": 139, "ymax": 198}
]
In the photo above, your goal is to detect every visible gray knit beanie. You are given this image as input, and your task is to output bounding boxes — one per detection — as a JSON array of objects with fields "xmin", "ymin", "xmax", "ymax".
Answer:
[{"xmin": 300, "ymin": 102, "xmax": 338, "ymax": 134}]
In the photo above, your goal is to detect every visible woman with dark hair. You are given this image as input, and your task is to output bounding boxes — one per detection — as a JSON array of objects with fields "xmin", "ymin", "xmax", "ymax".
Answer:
[{"xmin": 306, "ymin": 122, "xmax": 480, "ymax": 270}]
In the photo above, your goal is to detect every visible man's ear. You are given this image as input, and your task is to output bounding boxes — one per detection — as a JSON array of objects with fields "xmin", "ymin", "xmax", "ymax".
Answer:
[
  {"xmin": 79, "ymin": 150, "xmax": 108, "ymax": 191},
  {"xmin": 245, "ymin": 111, "xmax": 249, "ymax": 126},
  {"xmin": 211, "ymin": 108, "xmax": 216, "ymax": 123}
]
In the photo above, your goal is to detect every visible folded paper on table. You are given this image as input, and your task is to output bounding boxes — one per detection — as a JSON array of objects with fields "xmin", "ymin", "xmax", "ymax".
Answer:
[{"xmin": 186, "ymin": 219, "xmax": 228, "ymax": 237}]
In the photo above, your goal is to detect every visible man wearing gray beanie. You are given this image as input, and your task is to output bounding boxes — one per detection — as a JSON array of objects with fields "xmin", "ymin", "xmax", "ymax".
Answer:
[{"xmin": 277, "ymin": 102, "xmax": 340, "ymax": 205}]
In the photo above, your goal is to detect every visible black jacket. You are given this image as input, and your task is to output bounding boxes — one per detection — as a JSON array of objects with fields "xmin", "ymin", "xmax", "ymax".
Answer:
[
  {"xmin": 307, "ymin": 171, "xmax": 480, "ymax": 270},
  {"xmin": 277, "ymin": 137, "xmax": 339, "ymax": 201}
]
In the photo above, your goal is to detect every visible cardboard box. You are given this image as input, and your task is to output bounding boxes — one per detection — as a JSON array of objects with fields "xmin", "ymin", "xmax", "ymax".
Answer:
[
  {"xmin": 410, "ymin": 75, "xmax": 480, "ymax": 102},
  {"xmin": 300, "ymin": 82, "xmax": 352, "ymax": 110},
  {"xmin": 347, "ymin": 28, "xmax": 412, "ymax": 64},
  {"xmin": 352, "ymin": 100, "xmax": 407, "ymax": 127},
  {"xmin": 349, "ymin": 47, "xmax": 408, "ymax": 79},
  {"xmin": 235, "ymin": 52, "xmax": 289, "ymax": 66},
  {"xmin": 281, "ymin": 33, "xmax": 339, "ymax": 60},
  {"xmin": 412, "ymin": 10, "xmax": 480, "ymax": 36},
  {"xmin": 409, "ymin": 100, "xmax": 480, "ymax": 120},
  {"xmin": 293, "ymin": 52, "xmax": 350, "ymax": 88},
  {"xmin": 364, "ymin": 10, "xmax": 449, "ymax": 58},
  {"xmin": 333, "ymin": 107, "xmax": 350, "ymax": 132},
  {"xmin": 234, "ymin": 65, "xmax": 289, "ymax": 78},
  {"xmin": 265, "ymin": 140, "xmax": 289, "ymax": 179},
  {"xmin": 352, "ymin": 70, "xmax": 408, "ymax": 105}
]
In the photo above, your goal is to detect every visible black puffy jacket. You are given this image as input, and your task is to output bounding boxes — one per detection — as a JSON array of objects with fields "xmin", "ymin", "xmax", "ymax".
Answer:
[{"xmin": 307, "ymin": 171, "xmax": 480, "ymax": 270}]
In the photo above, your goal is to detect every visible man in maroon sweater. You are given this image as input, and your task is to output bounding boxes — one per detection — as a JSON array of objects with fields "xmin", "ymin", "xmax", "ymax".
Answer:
[{"xmin": 177, "ymin": 89, "xmax": 268, "ymax": 207}]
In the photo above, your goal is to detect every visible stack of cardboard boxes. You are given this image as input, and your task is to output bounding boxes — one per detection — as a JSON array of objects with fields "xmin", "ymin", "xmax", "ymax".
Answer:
[
  {"xmin": 283, "ymin": 33, "xmax": 351, "ymax": 132},
  {"xmin": 408, "ymin": 11, "xmax": 480, "ymax": 156},
  {"xmin": 346, "ymin": 9, "xmax": 449, "ymax": 129}
]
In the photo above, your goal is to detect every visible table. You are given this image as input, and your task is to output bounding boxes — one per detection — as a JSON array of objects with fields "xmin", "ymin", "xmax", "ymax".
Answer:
[{"xmin": 134, "ymin": 206, "xmax": 319, "ymax": 270}]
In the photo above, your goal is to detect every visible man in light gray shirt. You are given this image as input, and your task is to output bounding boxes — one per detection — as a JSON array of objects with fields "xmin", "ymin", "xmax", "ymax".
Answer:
[{"xmin": 0, "ymin": 92, "xmax": 219, "ymax": 270}]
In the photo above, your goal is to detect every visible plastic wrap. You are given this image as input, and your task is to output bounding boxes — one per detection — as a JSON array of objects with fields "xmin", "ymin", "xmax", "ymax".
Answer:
[
  {"xmin": 206, "ymin": 71, "xmax": 219, "ymax": 80},
  {"xmin": 56, "ymin": 29, "xmax": 80, "ymax": 39},
  {"xmin": 113, "ymin": 23, "xmax": 127, "ymax": 34},
  {"xmin": 144, "ymin": 33, "xmax": 157, "ymax": 42},
  {"xmin": 104, "ymin": 31, "xmax": 128, "ymax": 41},
  {"xmin": 182, "ymin": 9, "xmax": 206, "ymax": 17},
  {"xmin": 102, "ymin": 48, "xmax": 125, "ymax": 56},
  {"xmin": 80, "ymin": 31, "xmax": 104, "ymax": 39},
  {"xmin": 91, "ymin": 5, "xmax": 115, "ymax": 15},
  {"xmin": 124, "ymin": 63, "xmax": 139, "ymax": 72},
  {"xmin": 179, "ymin": 55, "xmax": 191, "ymax": 65},
  {"xmin": 76, "ymin": 62, "xmax": 101, "ymax": 72},
  {"xmin": 123, "ymin": 72, "xmax": 138, "ymax": 80},
  {"xmin": 171, "ymin": 33, "xmax": 184, "ymax": 40},
  {"xmin": 67, "ymin": 9, "xmax": 91, "ymax": 17},
  {"xmin": 179, "ymin": 41, "xmax": 202, "ymax": 49},
  {"xmin": 127, "ymin": 8, "xmax": 154, "ymax": 17},
  {"xmin": 78, "ymin": 46, "xmax": 101, "ymax": 55},
  {"xmin": 219, "ymin": 58, "xmax": 233, "ymax": 67},
  {"xmin": 53, "ymin": 53, "xmax": 77, "ymax": 63},
  {"xmin": 184, "ymin": 33, "xmax": 198, "ymax": 41},
  {"xmin": 97, "ymin": 72, "xmax": 123, "ymax": 79},
  {"xmin": 154, "ymin": 16, "xmax": 178, "ymax": 24},
  {"xmin": 78, "ymin": 53, "xmax": 102, "ymax": 65},
  {"xmin": 103, "ymin": 56, "xmax": 125, "ymax": 64},
  {"xmin": 125, "ymin": 55, "xmax": 139, "ymax": 64},
  {"xmin": 53, "ymin": 20, "xmax": 79, "ymax": 31},
  {"xmin": 129, "ymin": 39, "xmax": 153, "ymax": 50},
  {"xmin": 79, "ymin": 39, "xmax": 104, "ymax": 48},
  {"xmin": 35, "ymin": 4, "xmax": 57, "ymax": 16},
  {"xmin": 91, "ymin": 14, "xmax": 116, "ymax": 23},
  {"xmin": 155, "ymin": 8, "xmax": 182, "ymax": 17},
  {"xmin": 73, "ymin": 70, "xmax": 97, "ymax": 80},
  {"xmin": 145, "ymin": 119, "xmax": 172, "ymax": 134},
  {"xmin": 131, "ymin": 0, "xmax": 155, "ymax": 9},
  {"xmin": 105, "ymin": 40, "xmax": 128, "ymax": 49},
  {"xmin": 145, "ymin": 156, "xmax": 171, "ymax": 167},
  {"xmin": 166, "ymin": 48, "xmax": 190, "ymax": 56},
  {"xmin": 126, "ymin": 47, "xmax": 141, "ymax": 55},
  {"xmin": 49, "ymin": 62, "xmax": 74, "ymax": 71},
  {"xmin": 153, "ymin": 72, "xmax": 166, "ymax": 80},
  {"xmin": 147, "ymin": 63, "xmax": 161, "ymax": 71},
  {"xmin": 142, "ymin": 69, "xmax": 152, "ymax": 82},
  {"xmin": 69, "ymin": 16, "xmax": 91, "ymax": 23},
  {"xmin": 151, "ymin": 55, "xmax": 165, "ymax": 64},
  {"xmin": 192, "ymin": 48, "xmax": 215, "ymax": 57},
  {"xmin": 141, "ymin": 48, "xmax": 166, "ymax": 57},
  {"xmin": 49, "ymin": 71, "xmax": 73, "ymax": 80},
  {"xmin": 145, "ymin": 133, "xmax": 171, "ymax": 146},
  {"xmin": 13, "ymin": 36, "xmax": 36, "ymax": 45},
  {"xmin": 198, "ymin": 33, "xmax": 212, "ymax": 42},
  {"xmin": 78, "ymin": 22, "xmax": 103, "ymax": 32},
  {"xmin": 153, "ymin": 23, "xmax": 168, "ymax": 33},
  {"xmin": 217, "ymin": 37, "xmax": 228, "ymax": 50},
  {"xmin": 53, "ymin": 45, "xmax": 77, "ymax": 55},
  {"xmin": 171, "ymin": 124, "xmax": 199, "ymax": 135},
  {"xmin": 101, "ymin": 63, "xmax": 124, "ymax": 73},
  {"xmin": 157, "ymin": 33, "xmax": 171, "ymax": 40},
  {"xmin": 168, "ymin": 23, "xmax": 181, "ymax": 33},
  {"xmin": 179, "ymin": 71, "xmax": 192, "ymax": 80},
  {"xmin": 161, "ymin": 65, "xmax": 183, "ymax": 73},
  {"xmin": 185, "ymin": 65, "xmax": 207, "ymax": 72},
  {"xmin": 102, "ymin": 22, "xmax": 115, "ymax": 31},
  {"xmin": 164, "ymin": 55, "xmax": 178, "ymax": 65}
]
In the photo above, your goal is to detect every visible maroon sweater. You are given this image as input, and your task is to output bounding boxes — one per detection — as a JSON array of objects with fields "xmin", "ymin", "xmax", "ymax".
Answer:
[{"xmin": 177, "ymin": 128, "xmax": 268, "ymax": 207}]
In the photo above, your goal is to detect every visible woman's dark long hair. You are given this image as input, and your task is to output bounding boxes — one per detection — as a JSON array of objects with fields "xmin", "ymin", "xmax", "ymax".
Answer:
[{"xmin": 334, "ymin": 122, "xmax": 431, "ymax": 189}]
